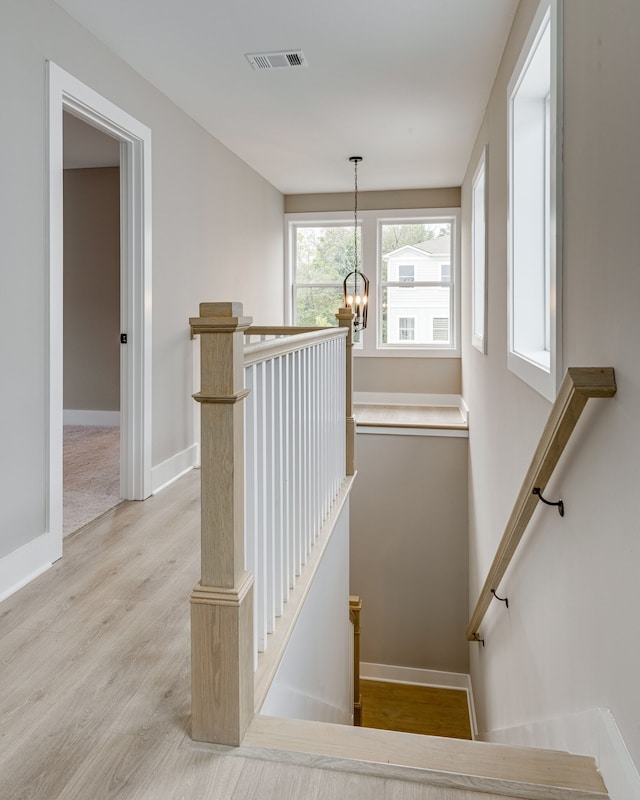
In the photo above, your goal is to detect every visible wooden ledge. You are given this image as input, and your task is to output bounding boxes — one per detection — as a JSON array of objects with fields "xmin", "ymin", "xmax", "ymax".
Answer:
[
  {"xmin": 232, "ymin": 715, "xmax": 608, "ymax": 799},
  {"xmin": 354, "ymin": 403, "xmax": 467, "ymax": 431}
]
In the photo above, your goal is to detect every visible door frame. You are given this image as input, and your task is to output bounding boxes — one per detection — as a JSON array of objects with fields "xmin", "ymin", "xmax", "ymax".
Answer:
[{"xmin": 47, "ymin": 61, "xmax": 152, "ymax": 551}]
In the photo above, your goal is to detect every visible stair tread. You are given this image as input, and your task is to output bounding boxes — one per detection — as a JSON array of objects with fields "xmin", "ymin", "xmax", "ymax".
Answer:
[{"xmin": 244, "ymin": 715, "xmax": 608, "ymax": 798}]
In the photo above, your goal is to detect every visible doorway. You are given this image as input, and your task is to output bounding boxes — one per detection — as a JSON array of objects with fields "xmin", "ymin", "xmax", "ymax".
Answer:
[
  {"xmin": 62, "ymin": 113, "xmax": 122, "ymax": 535},
  {"xmin": 48, "ymin": 62, "xmax": 152, "ymax": 559}
]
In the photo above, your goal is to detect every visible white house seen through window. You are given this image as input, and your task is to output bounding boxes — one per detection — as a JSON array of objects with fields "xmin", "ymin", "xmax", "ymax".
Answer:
[{"xmin": 380, "ymin": 221, "xmax": 454, "ymax": 349}]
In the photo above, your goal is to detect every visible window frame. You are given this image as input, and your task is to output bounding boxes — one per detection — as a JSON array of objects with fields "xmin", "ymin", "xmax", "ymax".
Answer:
[
  {"xmin": 507, "ymin": 0, "xmax": 563, "ymax": 401},
  {"xmin": 285, "ymin": 208, "xmax": 460, "ymax": 358},
  {"xmin": 471, "ymin": 145, "xmax": 488, "ymax": 354},
  {"xmin": 286, "ymin": 219, "xmax": 357, "ymax": 331}
]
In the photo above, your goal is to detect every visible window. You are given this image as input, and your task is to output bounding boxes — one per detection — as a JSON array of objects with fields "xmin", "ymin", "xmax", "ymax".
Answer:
[
  {"xmin": 398, "ymin": 317, "xmax": 415, "ymax": 341},
  {"xmin": 507, "ymin": 0, "xmax": 562, "ymax": 400},
  {"xmin": 286, "ymin": 208, "xmax": 459, "ymax": 357},
  {"xmin": 289, "ymin": 223, "xmax": 358, "ymax": 328},
  {"xmin": 379, "ymin": 217, "xmax": 457, "ymax": 351},
  {"xmin": 398, "ymin": 265, "xmax": 415, "ymax": 283},
  {"xmin": 471, "ymin": 145, "xmax": 488, "ymax": 353}
]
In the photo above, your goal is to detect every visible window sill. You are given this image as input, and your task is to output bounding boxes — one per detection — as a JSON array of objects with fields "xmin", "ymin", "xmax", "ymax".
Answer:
[
  {"xmin": 508, "ymin": 348, "xmax": 558, "ymax": 402},
  {"xmin": 354, "ymin": 348, "xmax": 460, "ymax": 359},
  {"xmin": 354, "ymin": 392, "xmax": 468, "ymax": 437}
]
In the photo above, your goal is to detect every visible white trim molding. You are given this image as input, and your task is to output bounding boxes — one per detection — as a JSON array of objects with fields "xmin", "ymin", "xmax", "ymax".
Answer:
[
  {"xmin": 151, "ymin": 444, "xmax": 198, "ymax": 494},
  {"xmin": 471, "ymin": 145, "xmax": 488, "ymax": 354},
  {"xmin": 0, "ymin": 533, "xmax": 60, "ymax": 603},
  {"xmin": 47, "ymin": 61, "xmax": 152, "ymax": 560}
]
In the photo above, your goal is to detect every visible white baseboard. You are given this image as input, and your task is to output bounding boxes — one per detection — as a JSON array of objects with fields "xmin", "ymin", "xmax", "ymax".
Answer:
[
  {"xmin": 63, "ymin": 409, "xmax": 120, "ymax": 426},
  {"xmin": 151, "ymin": 443, "xmax": 198, "ymax": 494},
  {"xmin": 360, "ymin": 662, "xmax": 477, "ymax": 737},
  {"xmin": 0, "ymin": 530, "xmax": 61, "ymax": 603},
  {"xmin": 483, "ymin": 708, "xmax": 640, "ymax": 800}
]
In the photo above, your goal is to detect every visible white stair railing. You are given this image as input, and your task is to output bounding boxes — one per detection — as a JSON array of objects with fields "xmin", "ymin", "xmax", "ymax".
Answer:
[{"xmin": 244, "ymin": 329, "xmax": 346, "ymax": 660}]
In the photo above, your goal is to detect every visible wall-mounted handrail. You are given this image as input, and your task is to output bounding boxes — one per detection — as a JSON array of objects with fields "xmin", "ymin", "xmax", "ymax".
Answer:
[{"xmin": 466, "ymin": 367, "xmax": 616, "ymax": 643}]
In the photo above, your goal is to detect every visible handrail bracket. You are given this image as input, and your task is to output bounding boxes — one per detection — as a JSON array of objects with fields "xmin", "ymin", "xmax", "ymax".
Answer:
[
  {"xmin": 533, "ymin": 487, "xmax": 564, "ymax": 517},
  {"xmin": 491, "ymin": 589, "xmax": 509, "ymax": 608}
]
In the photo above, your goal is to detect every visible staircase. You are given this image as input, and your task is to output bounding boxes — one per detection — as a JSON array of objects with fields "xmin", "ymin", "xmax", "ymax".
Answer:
[{"xmin": 240, "ymin": 715, "xmax": 608, "ymax": 800}]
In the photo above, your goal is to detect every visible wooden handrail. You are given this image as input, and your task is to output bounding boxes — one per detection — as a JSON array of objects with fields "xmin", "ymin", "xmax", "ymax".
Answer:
[
  {"xmin": 244, "ymin": 327, "xmax": 347, "ymax": 366},
  {"xmin": 466, "ymin": 367, "xmax": 616, "ymax": 642},
  {"xmin": 246, "ymin": 325, "xmax": 328, "ymax": 336}
]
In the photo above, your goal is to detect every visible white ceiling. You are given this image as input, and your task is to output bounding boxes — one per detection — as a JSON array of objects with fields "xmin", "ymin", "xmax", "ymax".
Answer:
[{"xmin": 53, "ymin": 0, "xmax": 518, "ymax": 194}]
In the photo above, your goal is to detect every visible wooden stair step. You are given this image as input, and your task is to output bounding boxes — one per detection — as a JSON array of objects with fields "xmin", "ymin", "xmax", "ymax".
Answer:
[{"xmin": 240, "ymin": 715, "xmax": 608, "ymax": 800}]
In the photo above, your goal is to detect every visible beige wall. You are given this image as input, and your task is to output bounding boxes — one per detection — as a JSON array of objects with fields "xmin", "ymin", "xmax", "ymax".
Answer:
[
  {"xmin": 63, "ymin": 167, "xmax": 120, "ymax": 412},
  {"xmin": 461, "ymin": 0, "xmax": 640, "ymax": 775},
  {"xmin": 350, "ymin": 432, "xmax": 469, "ymax": 673},
  {"xmin": 285, "ymin": 187, "xmax": 461, "ymax": 214},
  {"xmin": 354, "ymin": 357, "xmax": 461, "ymax": 395}
]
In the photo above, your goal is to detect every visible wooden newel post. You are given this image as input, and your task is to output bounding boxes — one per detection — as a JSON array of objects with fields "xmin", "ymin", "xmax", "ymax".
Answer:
[
  {"xmin": 189, "ymin": 302, "xmax": 254, "ymax": 745},
  {"xmin": 336, "ymin": 306, "xmax": 356, "ymax": 476}
]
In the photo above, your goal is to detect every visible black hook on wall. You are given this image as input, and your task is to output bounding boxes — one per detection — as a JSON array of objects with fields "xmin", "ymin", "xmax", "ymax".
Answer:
[
  {"xmin": 533, "ymin": 487, "xmax": 565, "ymax": 517},
  {"xmin": 491, "ymin": 589, "xmax": 509, "ymax": 608}
]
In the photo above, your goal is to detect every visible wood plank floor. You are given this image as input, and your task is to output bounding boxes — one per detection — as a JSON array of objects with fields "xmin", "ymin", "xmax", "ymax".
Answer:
[
  {"xmin": 0, "ymin": 470, "xmax": 606, "ymax": 799},
  {"xmin": 360, "ymin": 680, "xmax": 472, "ymax": 739}
]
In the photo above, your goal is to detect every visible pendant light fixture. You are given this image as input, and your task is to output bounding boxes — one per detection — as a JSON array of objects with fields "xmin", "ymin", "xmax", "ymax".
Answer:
[{"xmin": 343, "ymin": 156, "xmax": 369, "ymax": 331}]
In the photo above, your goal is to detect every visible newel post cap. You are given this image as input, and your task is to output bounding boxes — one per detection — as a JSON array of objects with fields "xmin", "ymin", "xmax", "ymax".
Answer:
[{"xmin": 190, "ymin": 302, "xmax": 253, "ymax": 335}]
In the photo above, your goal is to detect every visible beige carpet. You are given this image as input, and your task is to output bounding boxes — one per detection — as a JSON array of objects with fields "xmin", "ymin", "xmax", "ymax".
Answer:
[{"xmin": 63, "ymin": 425, "xmax": 121, "ymax": 536}]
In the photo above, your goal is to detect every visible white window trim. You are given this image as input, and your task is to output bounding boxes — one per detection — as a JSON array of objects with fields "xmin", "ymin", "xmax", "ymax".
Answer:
[
  {"xmin": 285, "ymin": 208, "xmax": 460, "ymax": 358},
  {"xmin": 471, "ymin": 145, "xmax": 488, "ymax": 354},
  {"xmin": 507, "ymin": 0, "xmax": 563, "ymax": 401},
  {"xmin": 285, "ymin": 217, "xmax": 354, "ymax": 330}
]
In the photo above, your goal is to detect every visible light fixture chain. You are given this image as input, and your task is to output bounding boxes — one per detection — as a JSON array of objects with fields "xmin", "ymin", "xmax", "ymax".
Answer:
[{"xmin": 353, "ymin": 158, "xmax": 359, "ymax": 275}]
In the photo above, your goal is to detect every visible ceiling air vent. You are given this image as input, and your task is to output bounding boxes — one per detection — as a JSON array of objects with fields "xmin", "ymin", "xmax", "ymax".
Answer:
[{"xmin": 246, "ymin": 50, "xmax": 308, "ymax": 71}]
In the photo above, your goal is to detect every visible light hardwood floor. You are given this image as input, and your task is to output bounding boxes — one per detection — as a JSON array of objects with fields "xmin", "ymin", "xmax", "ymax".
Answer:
[
  {"xmin": 360, "ymin": 680, "xmax": 472, "ymax": 740},
  {"xmin": 0, "ymin": 470, "xmax": 606, "ymax": 799}
]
